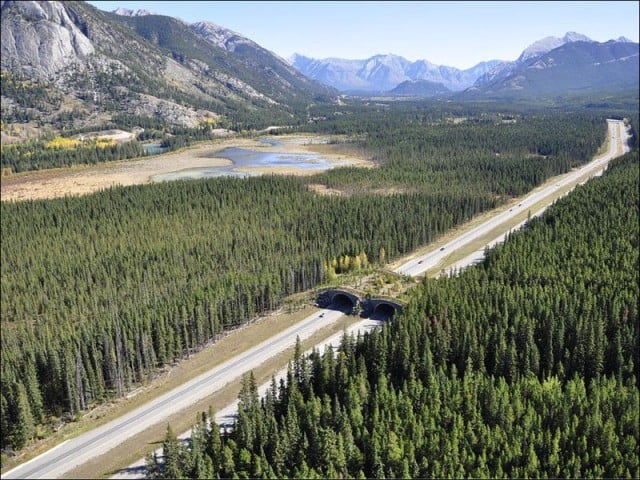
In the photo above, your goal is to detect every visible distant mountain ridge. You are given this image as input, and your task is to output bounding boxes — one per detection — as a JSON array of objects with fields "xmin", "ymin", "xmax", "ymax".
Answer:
[
  {"xmin": 289, "ymin": 53, "xmax": 501, "ymax": 92},
  {"xmin": 289, "ymin": 31, "xmax": 638, "ymax": 97},
  {"xmin": 388, "ymin": 79, "xmax": 451, "ymax": 97},
  {"xmin": 473, "ymin": 32, "xmax": 595, "ymax": 88},
  {"xmin": 518, "ymin": 32, "xmax": 592, "ymax": 63},
  {"xmin": 465, "ymin": 39, "xmax": 639, "ymax": 98},
  {"xmin": 112, "ymin": 7, "xmax": 157, "ymax": 17}
]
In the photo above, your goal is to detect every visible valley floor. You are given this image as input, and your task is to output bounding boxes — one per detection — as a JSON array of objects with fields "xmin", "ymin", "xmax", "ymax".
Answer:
[{"xmin": 0, "ymin": 135, "xmax": 371, "ymax": 202}]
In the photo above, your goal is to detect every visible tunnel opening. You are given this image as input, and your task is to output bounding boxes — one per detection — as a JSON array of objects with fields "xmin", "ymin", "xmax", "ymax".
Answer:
[
  {"xmin": 372, "ymin": 303, "xmax": 397, "ymax": 320},
  {"xmin": 330, "ymin": 293, "xmax": 356, "ymax": 313}
]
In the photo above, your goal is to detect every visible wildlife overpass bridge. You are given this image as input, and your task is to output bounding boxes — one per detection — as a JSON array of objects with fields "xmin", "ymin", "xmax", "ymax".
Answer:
[{"xmin": 317, "ymin": 288, "xmax": 404, "ymax": 318}]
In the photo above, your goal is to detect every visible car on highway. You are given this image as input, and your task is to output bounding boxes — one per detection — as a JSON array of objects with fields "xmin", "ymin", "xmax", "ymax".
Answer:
[
  {"xmin": 418, "ymin": 260, "xmax": 423, "ymax": 264},
  {"xmin": 440, "ymin": 247, "xmax": 445, "ymax": 251}
]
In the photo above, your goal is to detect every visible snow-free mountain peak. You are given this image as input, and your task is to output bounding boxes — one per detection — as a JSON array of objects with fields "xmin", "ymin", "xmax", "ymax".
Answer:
[
  {"xmin": 562, "ymin": 31, "xmax": 592, "ymax": 43},
  {"xmin": 472, "ymin": 32, "xmax": 597, "ymax": 89},
  {"xmin": 517, "ymin": 31, "xmax": 593, "ymax": 63},
  {"xmin": 112, "ymin": 7, "xmax": 156, "ymax": 17},
  {"xmin": 189, "ymin": 20, "xmax": 252, "ymax": 52},
  {"xmin": 465, "ymin": 38, "xmax": 639, "ymax": 98}
]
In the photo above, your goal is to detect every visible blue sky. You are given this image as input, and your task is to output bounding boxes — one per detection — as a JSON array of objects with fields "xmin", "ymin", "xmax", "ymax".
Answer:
[{"xmin": 88, "ymin": 1, "xmax": 639, "ymax": 69}]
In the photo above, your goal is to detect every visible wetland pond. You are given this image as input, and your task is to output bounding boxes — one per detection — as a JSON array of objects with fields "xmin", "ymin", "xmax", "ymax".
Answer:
[
  {"xmin": 142, "ymin": 143, "xmax": 169, "ymax": 155},
  {"xmin": 152, "ymin": 141, "xmax": 349, "ymax": 182}
]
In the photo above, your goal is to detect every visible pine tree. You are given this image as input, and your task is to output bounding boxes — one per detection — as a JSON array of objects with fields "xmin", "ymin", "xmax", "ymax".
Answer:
[
  {"xmin": 11, "ymin": 383, "xmax": 35, "ymax": 450},
  {"xmin": 162, "ymin": 424, "xmax": 183, "ymax": 479}
]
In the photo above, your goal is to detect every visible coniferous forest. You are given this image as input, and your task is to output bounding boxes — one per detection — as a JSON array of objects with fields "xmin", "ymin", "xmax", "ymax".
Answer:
[
  {"xmin": 1, "ymin": 104, "xmax": 637, "ymax": 473},
  {"xmin": 148, "ymin": 149, "xmax": 639, "ymax": 479}
]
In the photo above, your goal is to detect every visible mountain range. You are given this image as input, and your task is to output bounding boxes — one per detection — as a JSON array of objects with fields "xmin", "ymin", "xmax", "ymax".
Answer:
[
  {"xmin": 289, "ymin": 32, "xmax": 639, "ymax": 97},
  {"xmin": 289, "ymin": 53, "xmax": 500, "ymax": 93},
  {"xmin": 466, "ymin": 38, "xmax": 639, "ymax": 99}
]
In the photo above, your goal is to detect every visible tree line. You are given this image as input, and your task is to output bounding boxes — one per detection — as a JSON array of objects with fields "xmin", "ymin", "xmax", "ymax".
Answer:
[{"xmin": 309, "ymin": 108, "xmax": 607, "ymax": 197}]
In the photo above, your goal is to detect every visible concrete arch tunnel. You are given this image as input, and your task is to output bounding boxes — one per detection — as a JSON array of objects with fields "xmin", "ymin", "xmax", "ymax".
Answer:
[
  {"xmin": 366, "ymin": 299, "xmax": 403, "ymax": 319},
  {"xmin": 321, "ymin": 289, "xmax": 360, "ymax": 313},
  {"xmin": 331, "ymin": 292, "xmax": 359, "ymax": 310}
]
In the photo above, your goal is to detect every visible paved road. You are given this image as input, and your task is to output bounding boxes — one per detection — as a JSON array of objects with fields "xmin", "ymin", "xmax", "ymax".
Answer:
[
  {"xmin": 438, "ymin": 206, "xmax": 547, "ymax": 277},
  {"xmin": 396, "ymin": 119, "xmax": 629, "ymax": 277},
  {"xmin": 111, "ymin": 317, "xmax": 385, "ymax": 479},
  {"xmin": 2, "ymin": 307, "xmax": 349, "ymax": 479}
]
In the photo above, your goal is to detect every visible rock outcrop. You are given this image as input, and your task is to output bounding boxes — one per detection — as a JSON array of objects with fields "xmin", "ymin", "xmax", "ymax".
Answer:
[{"xmin": 1, "ymin": 0, "xmax": 94, "ymax": 79}]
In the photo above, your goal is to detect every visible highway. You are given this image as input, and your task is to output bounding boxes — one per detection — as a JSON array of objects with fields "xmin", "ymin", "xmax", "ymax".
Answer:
[
  {"xmin": 3, "ymin": 119, "xmax": 629, "ymax": 479},
  {"xmin": 396, "ymin": 119, "xmax": 630, "ymax": 277},
  {"xmin": 438, "ymin": 206, "xmax": 548, "ymax": 276},
  {"xmin": 2, "ymin": 306, "xmax": 349, "ymax": 479}
]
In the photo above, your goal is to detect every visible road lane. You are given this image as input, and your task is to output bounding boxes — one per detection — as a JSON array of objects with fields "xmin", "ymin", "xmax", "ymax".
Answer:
[{"xmin": 438, "ymin": 206, "xmax": 548, "ymax": 276}]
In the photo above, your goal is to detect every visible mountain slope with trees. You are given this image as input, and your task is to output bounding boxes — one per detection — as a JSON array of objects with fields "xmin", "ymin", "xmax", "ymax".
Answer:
[
  {"xmin": 466, "ymin": 40, "xmax": 639, "ymax": 98},
  {"xmin": 388, "ymin": 79, "xmax": 451, "ymax": 97}
]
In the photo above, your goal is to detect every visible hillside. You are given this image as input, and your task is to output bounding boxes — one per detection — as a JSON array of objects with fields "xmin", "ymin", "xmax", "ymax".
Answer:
[
  {"xmin": 388, "ymin": 79, "xmax": 451, "ymax": 97},
  {"xmin": 0, "ymin": 0, "xmax": 335, "ymax": 140},
  {"xmin": 466, "ymin": 40, "xmax": 639, "ymax": 98}
]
